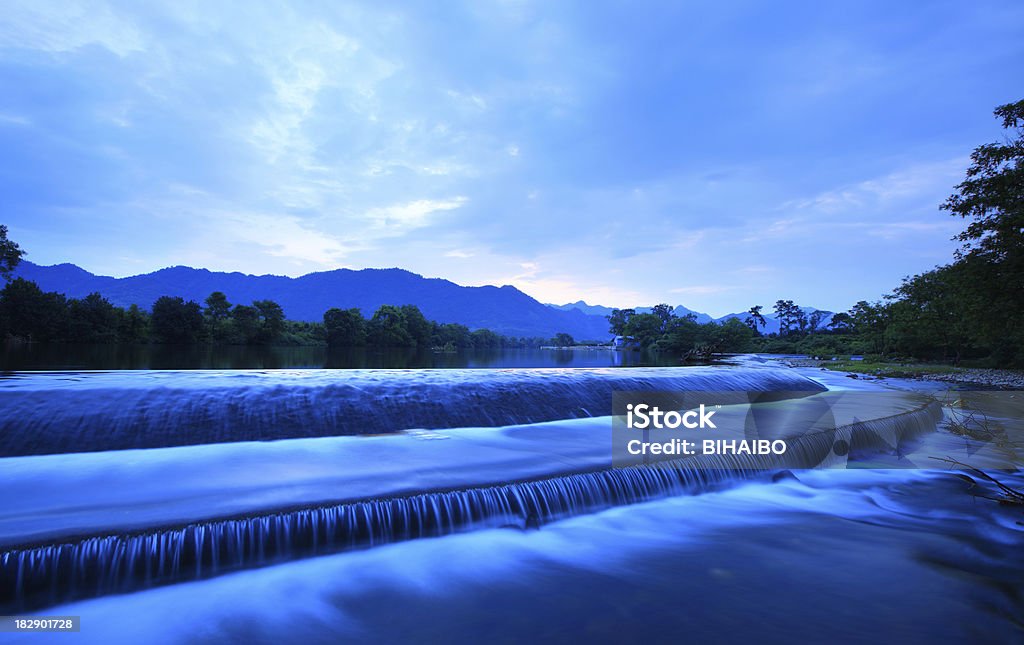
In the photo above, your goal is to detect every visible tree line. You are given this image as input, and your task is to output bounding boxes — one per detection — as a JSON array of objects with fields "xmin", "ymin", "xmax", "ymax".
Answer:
[
  {"xmin": 606, "ymin": 100, "xmax": 1024, "ymax": 367},
  {"xmin": 3, "ymin": 100, "xmax": 1020, "ymax": 363},
  {"xmin": 765, "ymin": 100, "xmax": 1023, "ymax": 366},
  {"xmin": 606, "ymin": 305, "xmax": 757, "ymax": 360},
  {"xmin": 0, "ymin": 271, "xmax": 562, "ymax": 350}
]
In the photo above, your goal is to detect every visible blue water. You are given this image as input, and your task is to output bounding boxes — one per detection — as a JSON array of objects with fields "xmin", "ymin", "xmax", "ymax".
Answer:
[
  {"xmin": 7, "ymin": 470, "xmax": 1023, "ymax": 644},
  {"xmin": 0, "ymin": 358, "xmax": 1021, "ymax": 643},
  {"xmin": 0, "ymin": 344, "xmax": 674, "ymax": 371}
]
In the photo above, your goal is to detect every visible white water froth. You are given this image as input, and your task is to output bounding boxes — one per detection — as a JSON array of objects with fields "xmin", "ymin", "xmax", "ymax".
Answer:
[{"xmin": 9, "ymin": 468, "xmax": 1022, "ymax": 644}]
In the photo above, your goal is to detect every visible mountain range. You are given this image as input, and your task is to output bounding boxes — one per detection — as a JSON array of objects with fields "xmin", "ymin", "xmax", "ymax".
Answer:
[
  {"xmin": 12, "ymin": 261, "xmax": 832, "ymax": 339},
  {"xmin": 12, "ymin": 262, "xmax": 612, "ymax": 340}
]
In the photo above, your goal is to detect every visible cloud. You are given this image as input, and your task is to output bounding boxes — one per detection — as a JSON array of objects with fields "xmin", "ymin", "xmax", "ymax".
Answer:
[
  {"xmin": 365, "ymin": 197, "xmax": 469, "ymax": 232},
  {"xmin": 0, "ymin": 0, "xmax": 145, "ymax": 57},
  {"xmin": 2, "ymin": 2, "xmax": 1015, "ymax": 316},
  {"xmin": 222, "ymin": 212, "xmax": 349, "ymax": 266},
  {"xmin": 781, "ymin": 158, "xmax": 967, "ymax": 215},
  {"xmin": 0, "ymin": 113, "xmax": 31, "ymax": 126}
]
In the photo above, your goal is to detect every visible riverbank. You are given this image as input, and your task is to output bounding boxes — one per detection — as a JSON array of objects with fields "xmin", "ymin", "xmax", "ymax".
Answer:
[{"xmin": 768, "ymin": 356, "xmax": 1024, "ymax": 389}]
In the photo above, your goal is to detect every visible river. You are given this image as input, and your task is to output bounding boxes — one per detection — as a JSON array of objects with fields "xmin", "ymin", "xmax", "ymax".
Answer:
[{"xmin": 0, "ymin": 353, "xmax": 1020, "ymax": 643}]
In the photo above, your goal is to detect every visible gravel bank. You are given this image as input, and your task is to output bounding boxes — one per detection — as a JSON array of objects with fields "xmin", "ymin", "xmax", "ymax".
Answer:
[{"xmin": 766, "ymin": 356, "xmax": 1024, "ymax": 390}]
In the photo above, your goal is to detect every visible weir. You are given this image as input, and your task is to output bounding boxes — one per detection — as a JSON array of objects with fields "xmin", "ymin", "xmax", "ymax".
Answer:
[
  {"xmin": 1, "ymin": 395, "xmax": 944, "ymax": 613},
  {"xmin": 0, "ymin": 366, "xmax": 825, "ymax": 456}
]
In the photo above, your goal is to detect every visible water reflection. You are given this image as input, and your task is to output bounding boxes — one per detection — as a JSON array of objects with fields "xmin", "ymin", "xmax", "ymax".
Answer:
[{"xmin": 0, "ymin": 343, "xmax": 675, "ymax": 371}]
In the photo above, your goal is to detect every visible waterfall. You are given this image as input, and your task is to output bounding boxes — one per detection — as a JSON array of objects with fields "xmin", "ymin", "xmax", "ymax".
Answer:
[
  {"xmin": 0, "ymin": 367, "xmax": 825, "ymax": 456},
  {"xmin": 0, "ymin": 397, "xmax": 943, "ymax": 613}
]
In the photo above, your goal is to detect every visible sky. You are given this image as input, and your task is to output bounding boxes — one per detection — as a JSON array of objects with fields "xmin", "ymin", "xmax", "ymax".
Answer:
[{"xmin": 1, "ymin": 1, "xmax": 1022, "ymax": 317}]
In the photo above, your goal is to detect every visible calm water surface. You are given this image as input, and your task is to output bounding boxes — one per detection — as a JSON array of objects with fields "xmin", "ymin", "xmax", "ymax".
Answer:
[{"xmin": 0, "ymin": 344, "xmax": 679, "ymax": 371}]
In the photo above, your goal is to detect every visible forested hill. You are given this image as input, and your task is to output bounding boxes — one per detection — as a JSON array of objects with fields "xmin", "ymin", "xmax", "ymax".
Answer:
[{"xmin": 13, "ymin": 262, "xmax": 613, "ymax": 341}]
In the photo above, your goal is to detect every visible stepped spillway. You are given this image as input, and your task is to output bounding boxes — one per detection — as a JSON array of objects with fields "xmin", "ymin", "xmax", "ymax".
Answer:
[
  {"xmin": 0, "ymin": 366, "xmax": 826, "ymax": 456},
  {"xmin": 0, "ymin": 371, "xmax": 955, "ymax": 612}
]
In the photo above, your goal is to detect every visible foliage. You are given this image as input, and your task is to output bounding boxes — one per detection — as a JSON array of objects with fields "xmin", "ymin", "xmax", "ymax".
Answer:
[
  {"xmin": 253, "ymin": 300, "xmax": 286, "ymax": 343},
  {"xmin": 0, "ymin": 278, "xmax": 68, "ymax": 341},
  {"xmin": 204, "ymin": 291, "xmax": 231, "ymax": 341},
  {"xmin": 366, "ymin": 304, "xmax": 415, "ymax": 347},
  {"xmin": 606, "ymin": 304, "xmax": 757, "ymax": 357},
  {"xmin": 0, "ymin": 224, "xmax": 25, "ymax": 281},
  {"xmin": 551, "ymin": 332, "xmax": 575, "ymax": 347},
  {"xmin": 606, "ymin": 308, "xmax": 635, "ymax": 337},
  {"xmin": 773, "ymin": 300, "xmax": 805, "ymax": 336},
  {"xmin": 399, "ymin": 304, "xmax": 432, "ymax": 348},
  {"xmin": 150, "ymin": 296, "xmax": 204, "ymax": 344},
  {"xmin": 942, "ymin": 99, "xmax": 1024, "ymax": 263},
  {"xmin": 816, "ymin": 100, "xmax": 1024, "ymax": 367},
  {"xmin": 324, "ymin": 308, "xmax": 367, "ymax": 347},
  {"xmin": 230, "ymin": 304, "xmax": 261, "ymax": 344},
  {"xmin": 744, "ymin": 305, "xmax": 766, "ymax": 332}
]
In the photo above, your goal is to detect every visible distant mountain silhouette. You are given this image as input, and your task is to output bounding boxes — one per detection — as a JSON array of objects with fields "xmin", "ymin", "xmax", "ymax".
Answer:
[
  {"xmin": 551, "ymin": 301, "xmax": 833, "ymax": 335},
  {"xmin": 13, "ymin": 262, "xmax": 613, "ymax": 340},
  {"xmin": 548, "ymin": 301, "xmax": 714, "ymax": 324}
]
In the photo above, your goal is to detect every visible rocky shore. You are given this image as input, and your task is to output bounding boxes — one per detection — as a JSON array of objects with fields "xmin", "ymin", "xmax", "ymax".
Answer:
[{"xmin": 770, "ymin": 356, "xmax": 1024, "ymax": 390}]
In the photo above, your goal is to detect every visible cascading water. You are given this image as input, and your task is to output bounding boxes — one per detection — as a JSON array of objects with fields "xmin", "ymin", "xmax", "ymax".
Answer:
[
  {"xmin": 0, "ymin": 367, "xmax": 825, "ymax": 456},
  {"xmin": 1, "ymin": 463, "xmax": 733, "ymax": 612},
  {"xmin": 3, "ymin": 362, "xmax": 1003, "ymax": 628},
  {"xmin": 0, "ymin": 389, "xmax": 946, "ymax": 612}
]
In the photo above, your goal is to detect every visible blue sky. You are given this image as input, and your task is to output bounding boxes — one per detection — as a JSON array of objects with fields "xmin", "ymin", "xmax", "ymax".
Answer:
[{"xmin": 1, "ymin": 1, "xmax": 1021, "ymax": 316}]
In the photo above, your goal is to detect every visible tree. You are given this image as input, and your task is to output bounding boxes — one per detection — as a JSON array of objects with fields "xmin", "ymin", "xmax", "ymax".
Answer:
[
  {"xmin": 657, "ymin": 315, "xmax": 702, "ymax": 353},
  {"xmin": 230, "ymin": 304, "xmax": 261, "ymax": 344},
  {"xmin": 323, "ymin": 307, "xmax": 367, "ymax": 346},
  {"xmin": 367, "ymin": 304, "xmax": 414, "ymax": 347},
  {"xmin": 204, "ymin": 292, "xmax": 231, "ymax": 340},
  {"xmin": 432, "ymin": 322, "xmax": 472, "ymax": 349},
  {"xmin": 793, "ymin": 308, "xmax": 808, "ymax": 334},
  {"xmin": 744, "ymin": 305, "xmax": 767, "ymax": 333},
  {"xmin": 773, "ymin": 300, "xmax": 800, "ymax": 336},
  {"xmin": 119, "ymin": 304, "xmax": 149, "ymax": 343},
  {"xmin": 883, "ymin": 266, "xmax": 971, "ymax": 362},
  {"xmin": 399, "ymin": 304, "xmax": 432, "ymax": 348},
  {"xmin": 606, "ymin": 308, "xmax": 635, "ymax": 337},
  {"xmin": 942, "ymin": 99, "xmax": 1024, "ymax": 264},
  {"xmin": 0, "ymin": 224, "xmax": 25, "ymax": 282},
  {"xmin": 939, "ymin": 99, "xmax": 1024, "ymax": 363},
  {"xmin": 67, "ymin": 292, "xmax": 120, "ymax": 343},
  {"xmin": 623, "ymin": 313, "xmax": 664, "ymax": 348},
  {"xmin": 808, "ymin": 310, "xmax": 828, "ymax": 334},
  {"xmin": 253, "ymin": 299, "xmax": 285, "ymax": 343},
  {"xmin": 706, "ymin": 318, "xmax": 756, "ymax": 353},
  {"xmin": 847, "ymin": 300, "xmax": 888, "ymax": 354},
  {"xmin": 0, "ymin": 278, "xmax": 68, "ymax": 341},
  {"xmin": 651, "ymin": 303, "xmax": 675, "ymax": 331},
  {"xmin": 150, "ymin": 296, "xmax": 204, "ymax": 344},
  {"xmin": 470, "ymin": 328, "xmax": 502, "ymax": 349},
  {"xmin": 828, "ymin": 312, "xmax": 853, "ymax": 332},
  {"xmin": 552, "ymin": 332, "xmax": 575, "ymax": 347}
]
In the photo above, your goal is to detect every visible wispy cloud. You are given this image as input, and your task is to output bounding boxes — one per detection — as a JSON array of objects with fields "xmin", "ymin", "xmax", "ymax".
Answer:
[
  {"xmin": 781, "ymin": 158, "xmax": 967, "ymax": 215},
  {"xmin": 221, "ymin": 211, "xmax": 349, "ymax": 266},
  {"xmin": 365, "ymin": 197, "xmax": 469, "ymax": 232},
  {"xmin": 1, "ymin": 2, "xmax": 1017, "ymax": 315},
  {"xmin": 0, "ymin": 113, "xmax": 31, "ymax": 126},
  {"xmin": 0, "ymin": 0, "xmax": 145, "ymax": 57}
]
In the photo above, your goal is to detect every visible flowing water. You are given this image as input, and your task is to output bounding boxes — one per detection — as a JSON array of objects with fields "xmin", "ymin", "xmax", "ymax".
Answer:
[{"xmin": 0, "ymin": 355, "xmax": 1021, "ymax": 643}]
